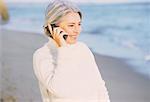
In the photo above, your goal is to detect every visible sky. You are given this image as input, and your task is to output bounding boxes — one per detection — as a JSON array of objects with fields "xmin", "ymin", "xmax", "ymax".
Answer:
[{"xmin": 5, "ymin": 0, "xmax": 150, "ymax": 3}]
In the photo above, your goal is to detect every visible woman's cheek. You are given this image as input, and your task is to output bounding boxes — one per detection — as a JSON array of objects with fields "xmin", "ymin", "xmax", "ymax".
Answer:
[{"xmin": 66, "ymin": 30, "xmax": 73, "ymax": 35}]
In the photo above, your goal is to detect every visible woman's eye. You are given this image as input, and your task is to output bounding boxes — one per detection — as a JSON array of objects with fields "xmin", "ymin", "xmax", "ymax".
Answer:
[{"xmin": 68, "ymin": 25, "xmax": 74, "ymax": 27}]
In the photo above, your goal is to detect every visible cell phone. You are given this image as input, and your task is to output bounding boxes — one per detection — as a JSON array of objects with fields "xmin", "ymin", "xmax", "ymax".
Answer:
[{"xmin": 46, "ymin": 24, "xmax": 68, "ymax": 40}]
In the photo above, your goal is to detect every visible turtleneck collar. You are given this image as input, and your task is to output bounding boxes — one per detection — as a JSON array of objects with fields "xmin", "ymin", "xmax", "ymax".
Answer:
[{"xmin": 47, "ymin": 37, "xmax": 79, "ymax": 48}]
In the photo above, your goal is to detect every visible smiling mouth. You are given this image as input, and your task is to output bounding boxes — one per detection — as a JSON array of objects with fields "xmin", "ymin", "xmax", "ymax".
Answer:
[{"xmin": 69, "ymin": 35, "xmax": 78, "ymax": 38}]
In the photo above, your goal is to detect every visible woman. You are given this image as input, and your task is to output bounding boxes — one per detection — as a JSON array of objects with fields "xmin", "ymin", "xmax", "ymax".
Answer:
[{"xmin": 33, "ymin": 0, "xmax": 110, "ymax": 102}]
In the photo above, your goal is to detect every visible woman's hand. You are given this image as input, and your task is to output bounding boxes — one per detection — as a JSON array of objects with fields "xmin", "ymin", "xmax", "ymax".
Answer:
[{"xmin": 48, "ymin": 24, "xmax": 68, "ymax": 47}]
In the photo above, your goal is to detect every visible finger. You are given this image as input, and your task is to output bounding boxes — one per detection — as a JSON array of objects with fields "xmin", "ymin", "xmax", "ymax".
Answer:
[
  {"xmin": 54, "ymin": 27, "xmax": 64, "ymax": 37},
  {"xmin": 59, "ymin": 32, "xmax": 67, "ymax": 39},
  {"xmin": 57, "ymin": 27, "xmax": 66, "ymax": 33},
  {"xmin": 60, "ymin": 33, "xmax": 68, "ymax": 45},
  {"xmin": 47, "ymin": 24, "xmax": 53, "ymax": 34},
  {"xmin": 53, "ymin": 27, "xmax": 62, "ymax": 39},
  {"xmin": 57, "ymin": 29, "xmax": 64, "ymax": 36},
  {"xmin": 53, "ymin": 27, "xmax": 59, "ymax": 39}
]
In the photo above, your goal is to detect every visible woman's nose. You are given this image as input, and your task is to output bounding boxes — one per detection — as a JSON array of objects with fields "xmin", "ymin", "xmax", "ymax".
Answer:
[{"xmin": 74, "ymin": 25, "xmax": 80, "ymax": 34}]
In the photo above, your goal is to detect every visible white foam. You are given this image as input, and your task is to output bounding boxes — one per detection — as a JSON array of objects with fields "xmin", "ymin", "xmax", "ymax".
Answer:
[{"xmin": 145, "ymin": 54, "xmax": 150, "ymax": 61}]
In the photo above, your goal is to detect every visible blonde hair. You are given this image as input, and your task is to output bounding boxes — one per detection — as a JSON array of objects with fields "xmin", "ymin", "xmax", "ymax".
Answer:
[{"xmin": 43, "ymin": 0, "xmax": 82, "ymax": 37}]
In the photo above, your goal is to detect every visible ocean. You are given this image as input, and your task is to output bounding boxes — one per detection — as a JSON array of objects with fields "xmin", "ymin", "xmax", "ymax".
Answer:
[{"xmin": 1, "ymin": 2, "xmax": 150, "ymax": 78}]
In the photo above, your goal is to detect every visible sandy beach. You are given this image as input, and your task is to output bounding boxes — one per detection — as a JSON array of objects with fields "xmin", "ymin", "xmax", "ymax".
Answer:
[{"xmin": 1, "ymin": 29, "xmax": 150, "ymax": 102}]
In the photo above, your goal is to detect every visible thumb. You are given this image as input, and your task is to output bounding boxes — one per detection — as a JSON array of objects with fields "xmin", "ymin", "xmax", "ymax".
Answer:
[{"xmin": 59, "ymin": 32, "xmax": 68, "ymax": 46}]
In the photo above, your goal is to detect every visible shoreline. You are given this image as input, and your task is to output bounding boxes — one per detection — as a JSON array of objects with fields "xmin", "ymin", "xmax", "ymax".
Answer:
[
  {"xmin": 1, "ymin": 29, "xmax": 150, "ymax": 102},
  {"xmin": 2, "ymin": 28, "xmax": 149, "ymax": 79},
  {"xmin": 93, "ymin": 53, "xmax": 150, "ymax": 102}
]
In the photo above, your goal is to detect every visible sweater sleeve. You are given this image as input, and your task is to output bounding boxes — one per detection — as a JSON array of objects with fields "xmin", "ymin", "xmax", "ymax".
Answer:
[
  {"xmin": 91, "ymin": 57, "xmax": 110, "ymax": 102},
  {"xmin": 33, "ymin": 46, "xmax": 73, "ymax": 95},
  {"xmin": 81, "ymin": 43, "xmax": 110, "ymax": 102}
]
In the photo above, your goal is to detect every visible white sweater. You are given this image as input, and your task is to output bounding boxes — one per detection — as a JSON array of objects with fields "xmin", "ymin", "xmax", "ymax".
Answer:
[{"xmin": 33, "ymin": 37, "xmax": 110, "ymax": 102}]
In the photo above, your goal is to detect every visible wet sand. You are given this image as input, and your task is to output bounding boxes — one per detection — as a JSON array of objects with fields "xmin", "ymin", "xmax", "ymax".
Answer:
[{"xmin": 1, "ymin": 29, "xmax": 150, "ymax": 102}]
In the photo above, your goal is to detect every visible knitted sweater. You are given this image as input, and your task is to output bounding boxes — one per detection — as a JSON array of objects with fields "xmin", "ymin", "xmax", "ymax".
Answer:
[{"xmin": 33, "ymin": 37, "xmax": 110, "ymax": 102}]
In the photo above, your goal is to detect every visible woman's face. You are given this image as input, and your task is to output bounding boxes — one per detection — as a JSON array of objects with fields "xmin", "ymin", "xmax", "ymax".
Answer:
[{"xmin": 58, "ymin": 12, "xmax": 82, "ymax": 44}]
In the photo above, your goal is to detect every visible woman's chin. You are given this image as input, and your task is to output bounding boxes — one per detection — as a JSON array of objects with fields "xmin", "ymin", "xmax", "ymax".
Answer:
[{"xmin": 67, "ymin": 40, "xmax": 77, "ymax": 45}]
